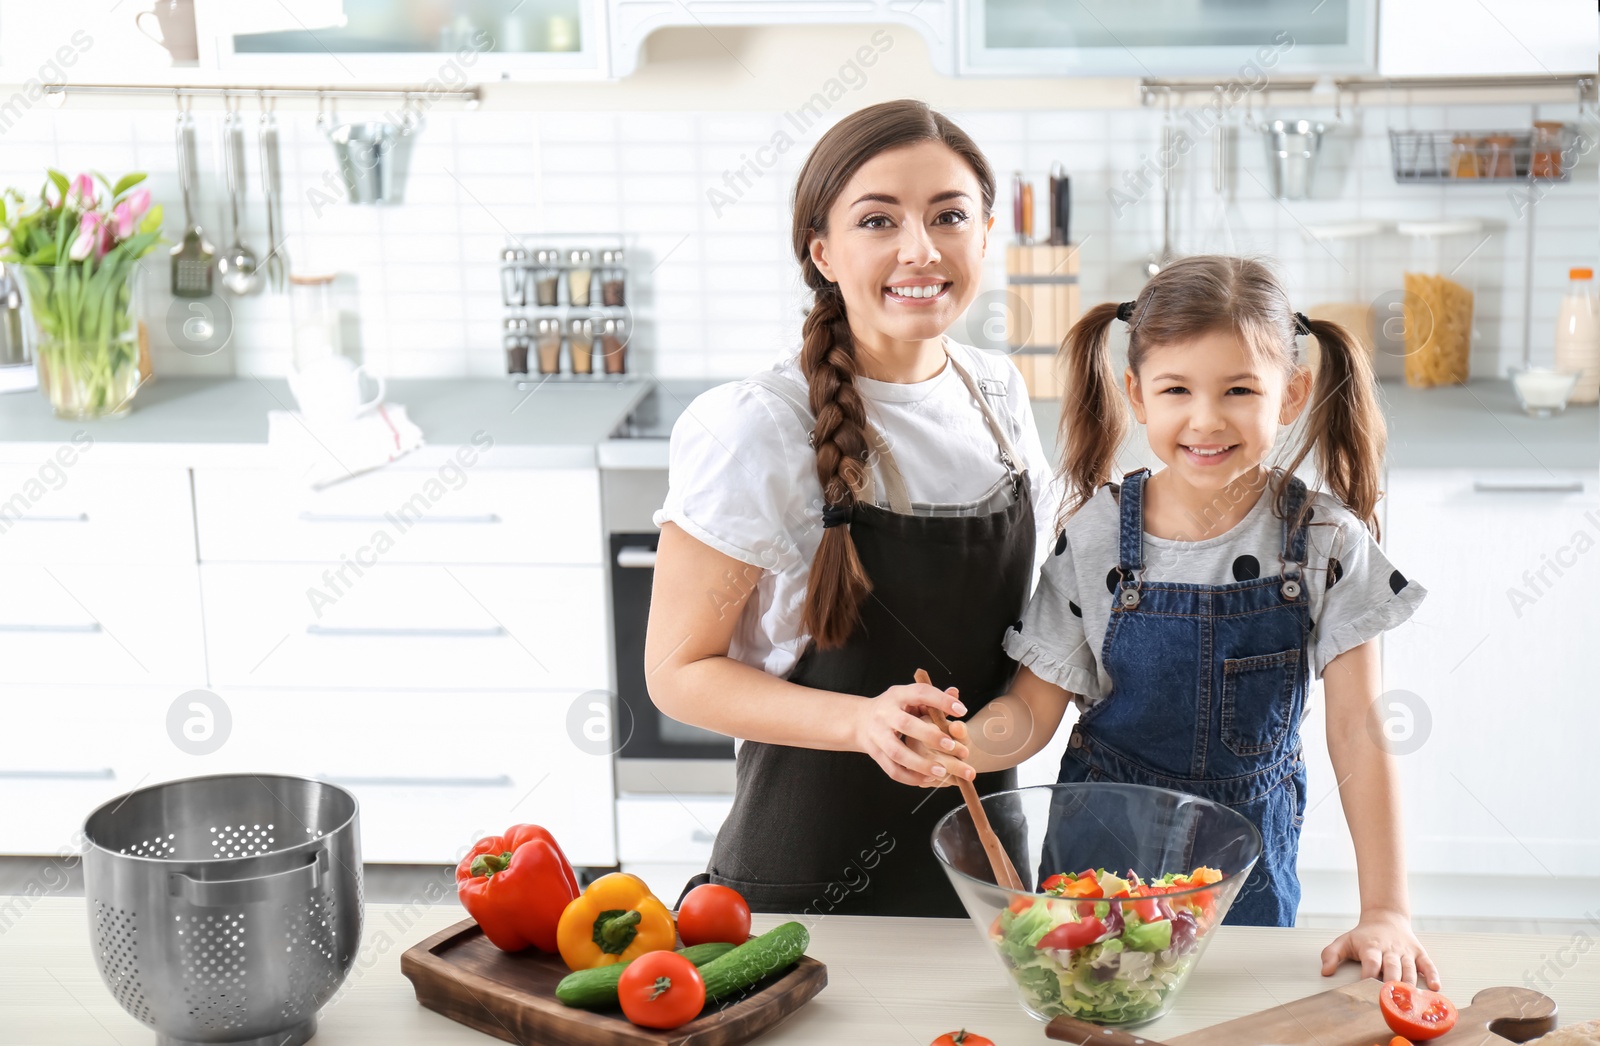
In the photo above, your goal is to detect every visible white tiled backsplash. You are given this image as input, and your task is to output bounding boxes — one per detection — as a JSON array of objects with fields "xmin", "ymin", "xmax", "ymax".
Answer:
[{"xmin": 1, "ymin": 99, "xmax": 1592, "ymax": 381}]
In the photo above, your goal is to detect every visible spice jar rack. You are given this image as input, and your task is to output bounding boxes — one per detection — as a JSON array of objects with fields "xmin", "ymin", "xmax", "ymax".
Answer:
[
  {"xmin": 1388, "ymin": 124, "xmax": 1575, "ymax": 184},
  {"xmin": 500, "ymin": 237, "xmax": 632, "ymax": 378}
]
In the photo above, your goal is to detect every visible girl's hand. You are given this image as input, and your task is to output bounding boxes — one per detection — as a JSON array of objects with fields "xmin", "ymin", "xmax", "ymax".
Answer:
[
  {"xmin": 1319, "ymin": 908, "xmax": 1442, "ymax": 990},
  {"xmin": 903, "ymin": 704, "xmax": 977, "ymax": 788},
  {"xmin": 853, "ymin": 682, "xmax": 974, "ymax": 788}
]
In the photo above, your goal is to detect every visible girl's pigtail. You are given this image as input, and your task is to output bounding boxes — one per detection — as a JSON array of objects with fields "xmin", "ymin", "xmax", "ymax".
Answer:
[
  {"xmin": 1288, "ymin": 316, "xmax": 1387, "ymax": 535},
  {"xmin": 1057, "ymin": 300, "xmax": 1129, "ymax": 527}
]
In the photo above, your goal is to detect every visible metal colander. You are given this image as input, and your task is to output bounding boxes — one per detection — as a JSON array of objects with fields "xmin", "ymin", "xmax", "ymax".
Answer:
[{"xmin": 82, "ymin": 774, "xmax": 363, "ymax": 1046}]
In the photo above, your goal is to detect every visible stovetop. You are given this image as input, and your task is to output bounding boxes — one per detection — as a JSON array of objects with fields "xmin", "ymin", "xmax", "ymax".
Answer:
[{"xmin": 610, "ymin": 379, "xmax": 727, "ymax": 439}]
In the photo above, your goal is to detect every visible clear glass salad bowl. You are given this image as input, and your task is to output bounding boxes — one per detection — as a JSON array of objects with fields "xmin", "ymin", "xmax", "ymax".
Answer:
[{"xmin": 931, "ymin": 782, "xmax": 1263, "ymax": 1028}]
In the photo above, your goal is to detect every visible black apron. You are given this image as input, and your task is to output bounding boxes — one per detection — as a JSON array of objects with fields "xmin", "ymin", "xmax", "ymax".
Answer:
[{"xmin": 677, "ymin": 345, "xmax": 1036, "ymax": 919}]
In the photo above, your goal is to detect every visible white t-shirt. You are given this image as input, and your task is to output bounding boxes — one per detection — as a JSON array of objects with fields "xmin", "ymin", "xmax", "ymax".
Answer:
[
  {"xmin": 653, "ymin": 339, "xmax": 1059, "ymax": 679},
  {"xmin": 1003, "ymin": 471, "xmax": 1427, "ymax": 710}
]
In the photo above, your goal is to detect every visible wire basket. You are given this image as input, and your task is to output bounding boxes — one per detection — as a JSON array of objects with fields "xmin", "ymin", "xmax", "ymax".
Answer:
[{"xmin": 1389, "ymin": 127, "xmax": 1574, "ymax": 184}]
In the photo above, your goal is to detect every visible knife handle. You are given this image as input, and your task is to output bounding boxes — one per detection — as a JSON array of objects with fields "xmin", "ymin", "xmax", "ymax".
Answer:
[
  {"xmin": 1012, "ymin": 172, "xmax": 1025, "ymax": 241},
  {"xmin": 1046, "ymin": 1015, "xmax": 1174, "ymax": 1045},
  {"xmin": 1021, "ymin": 182, "xmax": 1034, "ymax": 243}
]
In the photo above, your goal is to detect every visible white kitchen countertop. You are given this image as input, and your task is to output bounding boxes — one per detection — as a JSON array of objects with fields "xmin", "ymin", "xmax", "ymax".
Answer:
[{"xmin": 3, "ymin": 897, "xmax": 1595, "ymax": 1044}]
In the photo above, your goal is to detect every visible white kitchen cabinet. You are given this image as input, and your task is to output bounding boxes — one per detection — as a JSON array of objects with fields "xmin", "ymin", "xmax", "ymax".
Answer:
[
  {"xmin": 193, "ymin": 466, "xmax": 603, "ymax": 566},
  {"xmin": 0, "ymin": 465, "xmax": 194, "ymax": 565},
  {"xmin": 961, "ymin": 0, "xmax": 1374, "ymax": 76},
  {"xmin": 609, "ymin": 0, "xmax": 952, "ymax": 77},
  {"xmin": 0, "ymin": 564, "xmax": 205, "ymax": 686},
  {"xmin": 1379, "ymin": 0, "xmax": 1598, "ymax": 77},
  {"xmin": 149, "ymin": 689, "xmax": 618, "ymax": 866},
  {"xmin": 201, "ymin": 562, "xmax": 609, "ymax": 690},
  {"xmin": 616, "ymin": 794, "xmax": 731, "ymax": 909},
  {"xmin": 1377, "ymin": 468, "xmax": 1597, "ymax": 877}
]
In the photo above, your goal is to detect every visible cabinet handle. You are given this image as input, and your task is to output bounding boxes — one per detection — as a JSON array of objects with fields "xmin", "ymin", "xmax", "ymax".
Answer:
[
  {"xmin": 305, "ymin": 624, "xmax": 506, "ymax": 638},
  {"xmin": 6, "ymin": 512, "xmax": 89, "ymax": 523},
  {"xmin": 1472, "ymin": 480, "xmax": 1586, "ymax": 494},
  {"xmin": 298, "ymin": 511, "xmax": 502, "ymax": 524},
  {"xmin": 616, "ymin": 547, "xmax": 657, "ymax": 569},
  {"xmin": 0, "ymin": 768, "xmax": 114, "ymax": 780},
  {"xmin": 316, "ymin": 773, "xmax": 514, "ymax": 788},
  {"xmin": 0, "ymin": 622, "xmax": 101, "ymax": 634}
]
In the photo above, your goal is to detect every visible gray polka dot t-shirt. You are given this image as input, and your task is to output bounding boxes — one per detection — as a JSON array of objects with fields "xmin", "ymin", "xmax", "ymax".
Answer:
[{"xmin": 1002, "ymin": 471, "xmax": 1426, "ymax": 711}]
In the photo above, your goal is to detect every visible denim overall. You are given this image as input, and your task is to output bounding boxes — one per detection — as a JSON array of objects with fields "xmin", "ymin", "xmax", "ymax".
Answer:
[{"xmin": 1054, "ymin": 468, "xmax": 1311, "ymax": 926}]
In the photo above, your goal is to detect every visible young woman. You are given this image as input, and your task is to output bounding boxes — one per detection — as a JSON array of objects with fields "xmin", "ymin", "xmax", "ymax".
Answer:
[
  {"xmin": 948, "ymin": 255, "xmax": 1441, "ymax": 987},
  {"xmin": 644, "ymin": 99, "xmax": 1055, "ymax": 918}
]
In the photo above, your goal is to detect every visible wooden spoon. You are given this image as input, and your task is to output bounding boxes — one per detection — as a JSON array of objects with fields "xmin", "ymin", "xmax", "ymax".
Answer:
[{"xmin": 915, "ymin": 668, "xmax": 1025, "ymax": 891}]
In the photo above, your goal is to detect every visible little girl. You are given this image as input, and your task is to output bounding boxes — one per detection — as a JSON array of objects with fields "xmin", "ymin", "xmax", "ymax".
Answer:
[{"xmin": 942, "ymin": 255, "xmax": 1440, "ymax": 988}]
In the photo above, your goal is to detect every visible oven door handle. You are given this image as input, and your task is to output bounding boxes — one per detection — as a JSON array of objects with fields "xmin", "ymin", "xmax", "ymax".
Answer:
[{"xmin": 616, "ymin": 546, "xmax": 657, "ymax": 569}]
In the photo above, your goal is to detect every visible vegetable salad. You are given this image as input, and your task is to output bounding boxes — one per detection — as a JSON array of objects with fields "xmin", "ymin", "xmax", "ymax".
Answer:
[{"xmin": 988, "ymin": 866, "xmax": 1225, "ymax": 1025}]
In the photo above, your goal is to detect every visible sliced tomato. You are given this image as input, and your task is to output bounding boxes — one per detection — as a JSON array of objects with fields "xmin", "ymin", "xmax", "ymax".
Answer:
[
  {"xmin": 1038, "ymin": 916, "xmax": 1105, "ymax": 952},
  {"xmin": 618, "ymin": 951, "xmax": 706, "ymax": 1030},
  {"xmin": 1126, "ymin": 891, "xmax": 1161, "ymax": 922},
  {"xmin": 931, "ymin": 1032, "xmax": 995, "ymax": 1046},
  {"xmin": 1041, "ymin": 873, "xmax": 1072, "ymax": 894},
  {"xmin": 1379, "ymin": 981, "xmax": 1457, "ymax": 1041}
]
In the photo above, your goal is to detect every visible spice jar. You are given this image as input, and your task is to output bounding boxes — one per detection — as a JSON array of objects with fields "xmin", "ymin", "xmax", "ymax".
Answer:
[
  {"xmin": 534, "ymin": 317, "xmax": 563, "ymax": 375},
  {"xmin": 568, "ymin": 316, "xmax": 596, "ymax": 375},
  {"xmin": 501, "ymin": 247, "xmax": 527, "ymax": 306},
  {"xmin": 1396, "ymin": 219, "xmax": 1482, "ymax": 388},
  {"xmin": 600, "ymin": 316, "xmax": 629, "ymax": 375},
  {"xmin": 567, "ymin": 249, "xmax": 593, "ymax": 306},
  {"xmin": 600, "ymin": 248, "xmax": 627, "ymax": 306},
  {"xmin": 1449, "ymin": 136, "xmax": 1481, "ymax": 179},
  {"xmin": 504, "ymin": 316, "xmax": 529, "ymax": 374},
  {"xmin": 1482, "ymin": 135, "xmax": 1518, "ymax": 179},
  {"xmin": 532, "ymin": 249, "xmax": 561, "ymax": 307},
  {"xmin": 1532, "ymin": 121, "xmax": 1566, "ymax": 179}
]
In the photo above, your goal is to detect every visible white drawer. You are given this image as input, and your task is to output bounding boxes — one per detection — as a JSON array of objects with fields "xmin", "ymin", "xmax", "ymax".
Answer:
[
  {"xmin": 193, "ymin": 466, "xmax": 603, "ymax": 565},
  {"xmin": 0, "ymin": 464, "xmax": 194, "ymax": 564},
  {"xmin": 0, "ymin": 565, "xmax": 206, "ymax": 685},
  {"xmin": 616, "ymin": 795, "xmax": 732, "ymax": 864},
  {"xmin": 0, "ymin": 687, "xmax": 172, "ymax": 855},
  {"xmin": 153, "ymin": 689, "xmax": 617, "ymax": 866},
  {"xmin": 201, "ymin": 563, "xmax": 609, "ymax": 690}
]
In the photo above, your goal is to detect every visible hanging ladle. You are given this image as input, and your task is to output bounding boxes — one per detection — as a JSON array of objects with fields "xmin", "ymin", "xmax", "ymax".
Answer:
[{"xmin": 216, "ymin": 95, "xmax": 261, "ymax": 296}]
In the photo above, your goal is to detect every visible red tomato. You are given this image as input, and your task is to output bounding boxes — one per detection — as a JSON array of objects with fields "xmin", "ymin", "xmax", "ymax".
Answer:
[
  {"xmin": 931, "ymin": 1031, "xmax": 995, "ymax": 1046},
  {"xmin": 676, "ymin": 884, "xmax": 751, "ymax": 947},
  {"xmin": 1127, "ymin": 893, "xmax": 1161, "ymax": 922},
  {"xmin": 1041, "ymin": 873, "xmax": 1072, "ymax": 893},
  {"xmin": 1379, "ymin": 981, "xmax": 1457, "ymax": 1041},
  {"xmin": 618, "ymin": 951, "xmax": 706, "ymax": 1030},
  {"xmin": 1038, "ymin": 916, "xmax": 1105, "ymax": 952}
]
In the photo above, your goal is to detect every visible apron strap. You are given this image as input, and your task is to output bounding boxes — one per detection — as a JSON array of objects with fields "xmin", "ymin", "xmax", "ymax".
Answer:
[
  {"xmin": 941, "ymin": 343, "xmax": 1026, "ymax": 488},
  {"xmin": 745, "ymin": 369, "xmax": 913, "ymax": 514}
]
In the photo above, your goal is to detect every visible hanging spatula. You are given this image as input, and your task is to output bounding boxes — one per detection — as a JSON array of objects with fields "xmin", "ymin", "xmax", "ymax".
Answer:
[{"xmin": 170, "ymin": 101, "xmax": 213, "ymax": 298}]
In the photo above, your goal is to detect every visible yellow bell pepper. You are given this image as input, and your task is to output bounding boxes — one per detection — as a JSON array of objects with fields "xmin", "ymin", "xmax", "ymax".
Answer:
[{"xmin": 556, "ymin": 872, "xmax": 676, "ymax": 971}]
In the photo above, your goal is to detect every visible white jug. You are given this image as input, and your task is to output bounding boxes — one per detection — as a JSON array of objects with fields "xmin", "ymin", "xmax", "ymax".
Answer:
[{"xmin": 288, "ymin": 355, "xmax": 384, "ymax": 423}]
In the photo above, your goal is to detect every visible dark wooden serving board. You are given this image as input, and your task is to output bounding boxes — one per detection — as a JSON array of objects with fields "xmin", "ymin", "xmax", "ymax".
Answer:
[
  {"xmin": 1046, "ymin": 978, "xmax": 1558, "ymax": 1045},
  {"xmin": 400, "ymin": 919, "xmax": 827, "ymax": 1046}
]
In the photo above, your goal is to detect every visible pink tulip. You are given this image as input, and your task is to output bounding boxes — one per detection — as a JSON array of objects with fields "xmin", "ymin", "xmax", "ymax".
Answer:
[
  {"xmin": 66, "ymin": 172, "xmax": 96, "ymax": 210},
  {"xmin": 69, "ymin": 211, "xmax": 105, "ymax": 261},
  {"xmin": 111, "ymin": 200, "xmax": 136, "ymax": 239},
  {"xmin": 123, "ymin": 188, "xmax": 151, "ymax": 221}
]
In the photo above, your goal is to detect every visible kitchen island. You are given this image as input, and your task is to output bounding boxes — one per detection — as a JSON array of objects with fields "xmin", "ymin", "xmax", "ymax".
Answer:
[{"xmin": 4, "ymin": 898, "xmax": 1596, "ymax": 1044}]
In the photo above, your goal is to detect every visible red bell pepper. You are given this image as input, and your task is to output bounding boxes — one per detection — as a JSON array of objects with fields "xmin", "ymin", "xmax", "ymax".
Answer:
[{"xmin": 456, "ymin": 824, "xmax": 580, "ymax": 953}]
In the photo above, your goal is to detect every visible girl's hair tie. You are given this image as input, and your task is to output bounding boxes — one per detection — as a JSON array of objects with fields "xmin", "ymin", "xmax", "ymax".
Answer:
[
  {"xmin": 1293, "ymin": 311, "xmax": 1313, "ymax": 336},
  {"xmin": 821, "ymin": 502, "xmax": 853, "ymax": 529},
  {"xmin": 1116, "ymin": 300, "xmax": 1138, "ymax": 323}
]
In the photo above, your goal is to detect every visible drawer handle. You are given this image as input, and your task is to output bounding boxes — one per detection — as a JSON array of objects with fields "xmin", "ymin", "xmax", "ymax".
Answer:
[
  {"xmin": 298, "ymin": 511, "xmax": 502, "ymax": 524},
  {"xmin": 0, "ymin": 623, "xmax": 102, "ymax": 634},
  {"xmin": 1472, "ymin": 480, "xmax": 1586, "ymax": 494},
  {"xmin": 616, "ymin": 547, "xmax": 657, "ymax": 569},
  {"xmin": 0, "ymin": 768, "xmax": 114, "ymax": 780},
  {"xmin": 306, "ymin": 624, "xmax": 507, "ymax": 638},
  {"xmin": 6, "ymin": 512, "xmax": 89, "ymax": 523},
  {"xmin": 316, "ymin": 773, "xmax": 514, "ymax": 788}
]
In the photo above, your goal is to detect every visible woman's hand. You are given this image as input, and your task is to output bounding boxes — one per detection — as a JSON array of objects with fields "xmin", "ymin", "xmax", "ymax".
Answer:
[
  {"xmin": 853, "ymin": 682, "xmax": 975, "ymax": 788},
  {"xmin": 1319, "ymin": 908, "xmax": 1442, "ymax": 989}
]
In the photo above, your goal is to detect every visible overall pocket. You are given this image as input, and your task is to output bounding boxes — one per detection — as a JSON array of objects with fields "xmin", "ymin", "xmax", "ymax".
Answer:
[{"xmin": 1220, "ymin": 649, "xmax": 1300, "ymax": 756}]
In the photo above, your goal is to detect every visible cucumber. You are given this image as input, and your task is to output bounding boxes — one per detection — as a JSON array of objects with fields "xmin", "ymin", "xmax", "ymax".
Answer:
[
  {"xmin": 555, "ymin": 942, "xmax": 736, "ymax": 1009},
  {"xmin": 697, "ymin": 921, "xmax": 810, "ymax": 1002}
]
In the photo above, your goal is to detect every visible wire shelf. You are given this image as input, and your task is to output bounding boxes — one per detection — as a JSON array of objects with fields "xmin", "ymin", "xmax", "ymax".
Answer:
[{"xmin": 1389, "ymin": 127, "xmax": 1575, "ymax": 184}]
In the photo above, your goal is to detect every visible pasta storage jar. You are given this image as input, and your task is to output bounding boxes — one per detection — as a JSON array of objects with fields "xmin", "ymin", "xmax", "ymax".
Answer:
[
  {"xmin": 1397, "ymin": 219, "xmax": 1483, "ymax": 388},
  {"xmin": 1301, "ymin": 221, "xmax": 1386, "ymax": 376}
]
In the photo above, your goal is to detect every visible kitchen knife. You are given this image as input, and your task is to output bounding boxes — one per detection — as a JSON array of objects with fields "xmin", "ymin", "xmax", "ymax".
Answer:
[
  {"xmin": 1012, "ymin": 171, "xmax": 1025, "ymax": 244},
  {"xmin": 1049, "ymin": 161, "xmax": 1070, "ymax": 245},
  {"xmin": 1021, "ymin": 180, "xmax": 1034, "ymax": 244}
]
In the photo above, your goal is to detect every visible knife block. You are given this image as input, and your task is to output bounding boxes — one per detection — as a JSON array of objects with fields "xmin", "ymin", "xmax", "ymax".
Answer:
[{"xmin": 1004, "ymin": 244, "xmax": 1080, "ymax": 400}]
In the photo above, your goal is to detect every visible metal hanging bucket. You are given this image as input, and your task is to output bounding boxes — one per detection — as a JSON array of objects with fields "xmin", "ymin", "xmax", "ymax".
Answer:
[
  {"xmin": 323, "ymin": 105, "xmax": 422, "ymax": 206},
  {"xmin": 1261, "ymin": 119, "xmax": 1327, "ymax": 200}
]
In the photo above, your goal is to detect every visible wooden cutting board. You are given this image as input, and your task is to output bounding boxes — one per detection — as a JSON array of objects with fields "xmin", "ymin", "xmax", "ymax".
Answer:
[
  {"xmin": 1046, "ymin": 979, "xmax": 1557, "ymax": 1045},
  {"xmin": 400, "ymin": 918, "xmax": 827, "ymax": 1046}
]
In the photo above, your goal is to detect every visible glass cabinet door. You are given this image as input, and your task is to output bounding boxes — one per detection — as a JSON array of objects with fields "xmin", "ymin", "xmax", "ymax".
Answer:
[{"xmin": 963, "ymin": 0, "xmax": 1374, "ymax": 76}]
